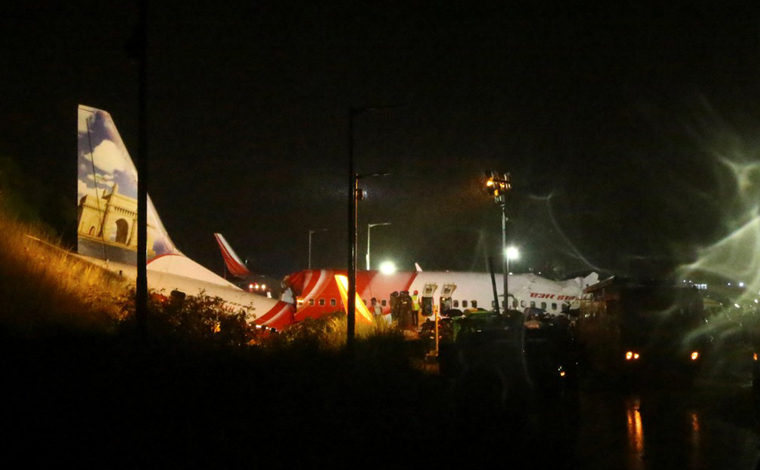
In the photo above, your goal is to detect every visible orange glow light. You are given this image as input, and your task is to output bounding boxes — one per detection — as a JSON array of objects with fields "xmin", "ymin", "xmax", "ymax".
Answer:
[
  {"xmin": 690, "ymin": 351, "xmax": 699, "ymax": 361},
  {"xmin": 626, "ymin": 351, "xmax": 633, "ymax": 360},
  {"xmin": 335, "ymin": 275, "xmax": 374, "ymax": 324}
]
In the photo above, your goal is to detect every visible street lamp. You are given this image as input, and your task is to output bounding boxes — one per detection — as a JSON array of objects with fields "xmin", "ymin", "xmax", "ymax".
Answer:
[
  {"xmin": 348, "ymin": 105, "xmax": 392, "ymax": 351},
  {"xmin": 366, "ymin": 222, "xmax": 391, "ymax": 270},
  {"xmin": 308, "ymin": 229, "xmax": 328, "ymax": 270},
  {"xmin": 484, "ymin": 171, "xmax": 512, "ymax": 310},
  {"xmin": 505, "ymin": 246, "xmax": 519, "ymax": 309},
  {"xmin": 379, "ymin": 260, "xmax": 397, "ymax": 275}
]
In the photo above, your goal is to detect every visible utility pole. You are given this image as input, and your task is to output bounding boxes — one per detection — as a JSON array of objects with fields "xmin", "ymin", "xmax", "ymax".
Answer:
[
  {"xmin": 347, "ymin": 106, "xmax": 391, "ymax": 351},
  {"xmin": 135, "ymin": 0, "xmax": 148, "ymax": 338}
]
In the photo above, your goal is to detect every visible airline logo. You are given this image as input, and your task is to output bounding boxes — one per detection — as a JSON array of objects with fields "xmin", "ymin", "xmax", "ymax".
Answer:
[{"xmin": 530, "ymin": 292, "xmax": 578, "ymax": 301}]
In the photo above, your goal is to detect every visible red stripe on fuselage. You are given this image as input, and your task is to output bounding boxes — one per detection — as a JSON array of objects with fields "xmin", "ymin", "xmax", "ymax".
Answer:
[
  {"xmin": 289, "ymin": 269, "xmax": 419, "ymax": 321},
  {"xmin": 256, "ymin": 301, "xmax": 295, "ymax": 330}
]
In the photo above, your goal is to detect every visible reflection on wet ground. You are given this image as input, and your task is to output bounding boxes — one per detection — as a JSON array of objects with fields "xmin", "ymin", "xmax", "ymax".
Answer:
[{"xmin": 565, "ymin": 380, "xmax": 760, "ymax": 470}]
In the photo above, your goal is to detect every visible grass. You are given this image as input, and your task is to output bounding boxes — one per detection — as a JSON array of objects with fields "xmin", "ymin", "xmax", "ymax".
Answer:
[{"xmin": 0, "ymin": 213, "xmax": 128, "ymax": 334}]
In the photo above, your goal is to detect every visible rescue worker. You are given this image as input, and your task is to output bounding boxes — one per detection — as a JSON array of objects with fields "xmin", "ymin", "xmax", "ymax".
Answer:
[
  {"xmin": 390, "ymin": 291, "xmax": 400, "ymax": 323},
  {"xmin": 398, "ymin": 291, "xmax": 413, "ymax": 329},
  {"xmin": 411, "ymin": 290, "xmax": 421, "ymax": 328}
]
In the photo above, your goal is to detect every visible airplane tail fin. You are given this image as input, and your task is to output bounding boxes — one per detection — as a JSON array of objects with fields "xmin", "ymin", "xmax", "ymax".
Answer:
[
  {"xmin": 214, "ymin": 233, "xmax": 252, "ymax": 278},
  {"xmin": 415, "ymin": 263, "xmax": 423, "ymax": 272},
  {"xmin": 76, "ymin": 105, "xmax": 180, "ymax": 264},
  {"xmin": 583, "ymin": 272, "xmax": 599, "ymax": 289}
]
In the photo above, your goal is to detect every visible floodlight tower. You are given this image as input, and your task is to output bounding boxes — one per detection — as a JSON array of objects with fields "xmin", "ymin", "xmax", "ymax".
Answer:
[{"xmin": 484, "ymin": 171, "xmax": 512, "ymax": 310}]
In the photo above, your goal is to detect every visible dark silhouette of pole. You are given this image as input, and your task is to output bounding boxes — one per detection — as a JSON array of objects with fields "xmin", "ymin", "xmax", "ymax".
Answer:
[
  {"xmin": 136, "ymin": 0, "xmax": 148, "ymax": 338},
  {"xmin": 348, "ymin": 108, "xmax": 358, "ymax": 353},
  {"xmin": 488, "ymin": 256, "xmax": 500, "ymax": 314},
  {"xmin": 502, "ymin": 202, "xmax": 508, "ymax": 311},
  {"xmin": 347, "ymin": 106, "xmax": 392, "ymax": 351}
]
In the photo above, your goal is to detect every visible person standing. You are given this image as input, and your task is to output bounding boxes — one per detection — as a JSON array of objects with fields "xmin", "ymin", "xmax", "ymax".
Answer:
[
  {"xmin": 371, "ymin": 297, "xmax": 383, "ymax": 318},
  {"xmin": 411, "ymin": 290, "xmax": 421, "ymax": 329},
  {"xmin": 390, "ymin": 291, "xmax": 400, "ymax": 323},
  {"xmin": 398, "ymin": 291, "xmax": 413, "ymax": 329}
]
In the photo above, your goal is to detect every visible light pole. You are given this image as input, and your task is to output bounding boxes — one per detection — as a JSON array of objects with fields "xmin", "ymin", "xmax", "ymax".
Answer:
[
  {"xmin": 505, "ymin": 246, "xmax": 519, "ymax": 309},
  {"xmin": 308, "ymin": 229, "xmax": 327, "ymax": 270},
  {"xmin": 366, "ymin": 222, "xmax": 391, "ymax": 270},
  {"xmin": 484, "ymin": 171, "xmax": 512, "ymax": 310},
  {"xmin": 348, "ymin": 105, "xmax": 391, "ymax": 351}
]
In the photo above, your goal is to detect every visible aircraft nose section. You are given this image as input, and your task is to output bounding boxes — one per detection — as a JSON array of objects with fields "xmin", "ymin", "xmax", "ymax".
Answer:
[{"xmin": 256, "ymin": 300, "xmax": 296, "ymax": 331}]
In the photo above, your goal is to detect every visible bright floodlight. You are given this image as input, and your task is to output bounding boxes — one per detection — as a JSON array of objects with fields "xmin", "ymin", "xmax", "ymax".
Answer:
[
  {"xmin": 379, "ymin": 261, "xmax": 397, "ymax": 275},
  {"xmin": 506, "ymin": 246, "xmax": 519, "ymax": 260}
]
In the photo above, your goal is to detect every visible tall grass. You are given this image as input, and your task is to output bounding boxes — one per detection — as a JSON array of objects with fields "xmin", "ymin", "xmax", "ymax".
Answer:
[
  {"xmin": 0, "ymin": 213, "xmax": 128, "ymax": 334},
  {"xmin": 268, "ymin": 311, "xmax": 405, "ymax": 350}
]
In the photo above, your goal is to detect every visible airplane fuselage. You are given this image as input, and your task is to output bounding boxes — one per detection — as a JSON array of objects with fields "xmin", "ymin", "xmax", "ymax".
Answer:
[{"xmin": 285, "ymin": 269, "xmax": 596, "ymax": 322}]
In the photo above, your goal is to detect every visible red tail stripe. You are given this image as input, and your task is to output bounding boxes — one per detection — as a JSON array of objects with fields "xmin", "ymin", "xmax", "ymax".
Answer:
[{"xmin": 214, "ymin": 234, "xmax": 250, "ymax": 277}]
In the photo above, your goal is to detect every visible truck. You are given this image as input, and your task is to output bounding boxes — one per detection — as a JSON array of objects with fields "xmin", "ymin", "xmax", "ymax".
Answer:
[{"xmin": 575, "ymin": 276, "xmax": 707, "ymax": 384}]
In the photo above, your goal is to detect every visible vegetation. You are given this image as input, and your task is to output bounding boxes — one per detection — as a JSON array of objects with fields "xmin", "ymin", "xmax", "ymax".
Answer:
[
  {"xmin": 0, "ymin": 176, "xmax": 571, "ymax": 468},
  {"xmin": 0, "ymin": 212, "xmax": 127, "ymax": 334}
]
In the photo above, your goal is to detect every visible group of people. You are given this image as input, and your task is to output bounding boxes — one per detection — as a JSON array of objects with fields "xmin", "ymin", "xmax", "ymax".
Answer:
[{"xmin": 370, "ymin": 290, "xmax": 422, "ymax": 330}]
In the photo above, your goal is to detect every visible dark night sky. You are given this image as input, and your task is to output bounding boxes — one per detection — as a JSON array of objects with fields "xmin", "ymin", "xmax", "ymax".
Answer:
[{"xmin": 2, "ymin": 1, "xmax": 760, "ymax": 279}]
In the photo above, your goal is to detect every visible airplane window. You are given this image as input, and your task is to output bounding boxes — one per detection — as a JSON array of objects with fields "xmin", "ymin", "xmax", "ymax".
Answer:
[
  {"xmin": 520, "ymin": 300, "xmax": 526, "ymax": 308},
  {"xmin": 453, "ymin": 300, "xmax": 459, "ymax": 308},
  {"xmin": 462, "ymin": 300, "xmax": 468, "ymax": 308},
  {"xmin": 382, "ymin": 300, "xmax": 387, "ymax": 307},
  {"xmin": 309, "ymin": 299, "xmax": 315, "ymax": 306},
  {"xmin": 530, "ymin": 301, "xmax": 535, "ymax": 308},
  {"xmin": 319, "ymin": 299, "xmax": 325, "ymax": 306},
  {"xmin": 541, "ymin": 302, "xmax": 547, "ymax": 309},
  {"xmin": 552, "ymin": 303, "xmax": 557, "ymax": 311},
  {"xmin": 471, "ymin": 300, "xmax": 477, "ymax": 308},
  {"xmin": 330, "ymin": 299, "xmax": 336, "ymax": 307}
]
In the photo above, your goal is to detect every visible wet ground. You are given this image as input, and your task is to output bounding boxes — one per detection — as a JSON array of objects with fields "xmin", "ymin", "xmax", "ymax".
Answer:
[
  {"xmin": 571, "ymin": 384, "xmax": 758, "ymax": 469},
  {"xmin": 539, "ymin": 368, "xmax": 760, "ymax": 470}
]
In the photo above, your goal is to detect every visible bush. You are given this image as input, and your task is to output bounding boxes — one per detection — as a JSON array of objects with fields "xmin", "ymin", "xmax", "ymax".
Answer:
[{"xmin": 117, "ymin": 289, "xmax": 262, "ymax": 347}]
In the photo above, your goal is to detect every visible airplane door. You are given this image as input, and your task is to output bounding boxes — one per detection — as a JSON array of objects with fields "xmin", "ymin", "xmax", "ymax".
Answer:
[
  {"xmin": 439, "ymin": 283, "xmax": 457, "ymax": 314},
  {"xmin": 421, "ymin": 283, "xmax": 438, "ymax": 317}
]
